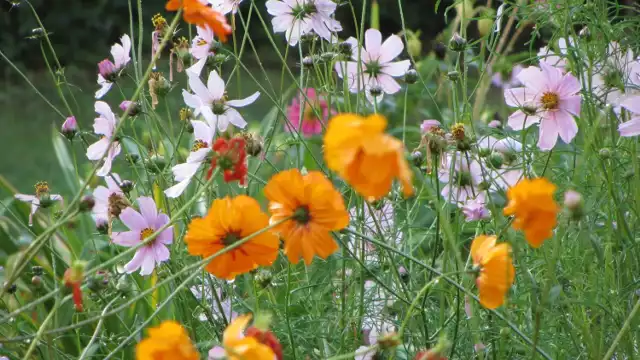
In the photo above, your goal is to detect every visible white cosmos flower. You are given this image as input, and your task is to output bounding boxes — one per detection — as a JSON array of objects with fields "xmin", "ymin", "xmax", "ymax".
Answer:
[
  {"xmin": 209, "ymin": 0, "xmax": 243, "ymax": 14},
  {"xmin": 165, "ymin": 121, "xmax": 215, "ymax": 198},
  {"xmin": 86, "ymin": 101, "xmax": 121, "ymax": 177},
  {"xmin": 335, "ymin": 28, "xmax": 411, "ymax": 103},
  {"xmin": 15, "ymin": 192, "xmax": 63, "ymax": 226},
  {"xmin": 182, "ymin": 61, "xmax": 259, "ymax": 133},
  {"xmin": 95, "ymin": 34, "xmax": 132, "ymax": 99},
  {"xmin": 266, "ymin": 0, "xmax": 342, "ymax": 46},
  {"xmin": 190, "ymin": 26, "xmax": 215, "ymax": 60}
]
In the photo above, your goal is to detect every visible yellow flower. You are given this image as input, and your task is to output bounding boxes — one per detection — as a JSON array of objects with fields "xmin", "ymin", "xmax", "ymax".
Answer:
[
  {"xmin": 220, "ymin": 314, "xmax": 275, "ymax": 360},
  {"xmin": 136, "ymin": 321, "xmax": 199, "ymax": 360},
  {"xmin": 503, "ymin": 177, "xmax": 559, "ymax": 247},
  {"xmin": 185, "ymin": 196, "xmax": 280, "ymax": 280},
  {"xmin": 264, "ymin": 169, "xmax": 349, "ymax": 265},
  {"xmin": 324, "ymin": 113, "xmax": 413, "ymax": 201},
  {"xmin": 471, "ymin": 235, "xmax": 515, "ymax": 309}
]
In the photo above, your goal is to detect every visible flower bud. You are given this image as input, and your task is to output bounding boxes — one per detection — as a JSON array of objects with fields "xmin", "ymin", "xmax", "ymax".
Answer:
[
  {"xmin": 410, "ymin": 151, "xmax": 424, "ymax": 167},
  {"xmin": 337, "ymin": 41, "xmax": 353, "ymax": 57},
  {"xmin": 120, "ymin": 180, "xmax": 134, "ymax": 193},
  {"xmin": 433, "ymin": 42, "xmax": 446, "ymax": 60},
  {"xmin": 579, "ymin": 26, "xmax": 591, "ymax": 40},
  {"xmin": 369, "ymin": 85, "xmax": 383, "ymax": 97},
  {"xmin": 404, "ymin": 69, "xmax": 419, "ymax": 84},
  {"xmin": 302, "ymin": 56, "xmax": 315, "ymax": 68},
  {"xmin": 96, "ymin": 218, "xmax": 109, "ymax": 235},
  {"xmin": 477, "ymin": 8, "xmax": 495, "ymax": 37},
  {"xmin": 116, "ymin": 276, "xmax": 131, "ymax": 293},
  {"xmin": 61, "ymin": 116, "xmax": 78, "ymax": 140},
  {"xmin": 145, "ymin": 155, "xmax": 167, "ymax": 174},
  {"xmin": 79, "ymin": 195, "xmax": 95, "ymax": 212},
  {"xmin": 449, "ymin": 33, "xmax": 467, "ymax": 52},
  {"xmin": 398, "ymin": 266, "xmax": 409, "ymax": 282},
  {"xmin": 599, "ymin": 148, "xmax": 611, "ymax": 159},
  {"xmin": 5, "ymin": 282, "xmax": 17, "ymax": 294},
  {"xmin": 420, "ymin": 120, "xmax": 441, "ymax": 133},
  {"xmin": 125, "ymin": 154, "xmax": 139, "ymax": 164},
  {"xmin": 447, "ymin": 71, "xmax": 460, "ymax": 82},
  {"xmin": 564, "ymin": 190, "xmax": 584, "ymax": 220},
  {"xmin": 119, "ymin": 101, "xmax": 141, "ymax": 116},
  {"xmin": 254, "ymin": 269, "xmax": 273, "ymax": 288},
  {"xmin": 406, "ymin": 29, "xmax": 422, "ymax": 58},
  {"xmin": 32, "ymin": 266, "xmax": 44, "ymax": 276},
  {"xmin": 88, "ymin": 270, "xmax": 110, "ymax": 292},
  {"xmin": 488, "ymin": 152, "xmax": 504, "ymax": 169}
]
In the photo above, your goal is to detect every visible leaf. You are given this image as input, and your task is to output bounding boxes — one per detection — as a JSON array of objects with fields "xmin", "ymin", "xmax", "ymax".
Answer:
[{"xmin": 52, "ymin": 127, "xmax": 80, "ymax": 193}]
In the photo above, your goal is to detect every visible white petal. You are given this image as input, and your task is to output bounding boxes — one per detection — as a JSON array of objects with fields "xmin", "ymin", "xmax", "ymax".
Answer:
[
  {"xmin": 95, "ymin": 101, "xmax": 117, "ymax": 126},
  {"xmin": 172, "ymin": 162, "xmax": 202, "ymax": 181},
  {"xmin": 86, "ymin": 138, "xmax": 110, "ymax": 160},
  {"xmin": 364, "ymin": 29, "xmax": 382, "ymax": 60},
  {"xmin": 226, "ymin": 91, "xmax": 260, "ymax": 108},
  {"xmin": 187, "ymin": 58, "xmax": 207, "ymax": 77},
  {"xmin": 224, "ymin": 108, "xmax": 248, "ymax": 129},
  {"xmin": 207, "ymin": 70, "xmax": 226, "ymax": 100},
  {"xmin": 187, "ymin": 148, "xmax": 211, "ymax": 163},
  {"xmin": 192, "ymin": 120, "xmax": 214, "ymax": 142},
  {"xmin": 183, "ymin": 90, "xmax": 204, "ymax": 109},
  {"xmin": 382, "ymin": 60, "xmax": 411, "ymax": 77},
  {"xmin": 378, "ymin": 34, "xmax": 405, "ymax": 64},
  {"xmin": 164, "ymin": 178, "xmax": 193, "ymax": 198},
  {"xmin": 95, "ymin": 82, "xmax": 113, "ymax": 99},
  {"xmin": 188, "ymin": 74, "xmax": 214, "ymax": 104}
]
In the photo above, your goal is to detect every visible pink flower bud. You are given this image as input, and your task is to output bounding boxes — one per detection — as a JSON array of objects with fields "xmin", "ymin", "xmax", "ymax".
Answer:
[
  {"xmin": 98, "ymin": 59, "xmax": 117, "ymax": 79},
  {"xmin": 119, "ymin": 101, "xmax": 140, "ymax": 116},
  {"xmin": 563, "ymin": 190, "xmax": 582, "ymax": 210},
  {"xmin": 420, "ymin": 120, "xmax": 441, "ymax": 133},
  {"xmin": 61, "ymin": 116, "xmax": 77, "ymax": 140},
  {"xmin": 461, "ymin": 199, "xmax": 490, "ymax": 222}
]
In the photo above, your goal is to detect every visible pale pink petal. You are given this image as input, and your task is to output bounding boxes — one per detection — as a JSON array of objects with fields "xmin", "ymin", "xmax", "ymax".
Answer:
[
  {"xmin": 540, "ymin": 61, "xmax": 563, "ymax": 89},
  {"xmin": 621, "ymin": 96, "xmax": 640, "ymax": 114},
  {"xmin": 112, "ymin": 230, "xmax": 141, "ymax": 247},
  {"xmin": 201, "ymin": 106, "xmax": 217, "ymax": 130},
  {"xmin": 618, "ymin": 117, "xmax": 640, "ymax": 137},
  {"xmin": 95, "ymin": 101, "xmax": 117, "ymax": 126},
  {"xmin": 504, "ymin": 87, "xmax": 536, "ymax": 107},
  {"xmin": 378, "ymin": 34, "xmax": 404, "ymax": 64},
  {"xmin": 186, "ymin": 58, "xmax": 207, "ymax": 77},
  {"xmin": 119, "ymin": 207, "xmax": 148, "ymax": 231},
  {"xmin": 15, "ymin": 194, "xmax": 37, "ymax": 203},
  {"xmin": 364, "ymin": 29, "xmax": 382, "ymax": 60},
  {"xmin": 559, "ymin": 95, "xmax": 581, "ymax": 116},
  {"xmin": 157, "ymin": 228, "xmax": 174, "ymax": 245},
  {"xmin": 139, "ymin": 247, "xmax": 157, "ymax": 275},
  {"xmin": 192, "ymin": 121, "xmax": 213, "ymax": 142},
  {"xmin": 377, "ymin": 74, "xmax": 401, "ymax": 94},
  {"xmin": 124, "ymin": 247, "xmax": 148, "ymax": 274},
  {"xmin": 164, "ymin": 178, "xmax": 192, "ymax": 198},
  {"xmin": 516, "ymin": 66, "xmax": 547, "ymax": 93},
  {"xmin": 224, "ymin": 108, "xmax": 248, "ymax": 129},
  {"xmin": 93, "ymin": 186, "xmax": 111, "ymax": 203},
  {"xmin": 266, "ymin": 0, "xmax": 291, "ymax": 16},
  {"xmin": 172, "ymin": 162, "xmax": 202, "ymax": 181},
  {"xmin": 95, "ymin": 76, "xmax": 112, "ymax": 99},
  {"xmin": 382, "ymin": 60, "xmax": 411, "ymax": 77},
  {"xmin": 507, "ymin": 111, "xmax": 539, "ymax": 130},
  {"xmin": 153, "ymin": 242, "xmax": 170, "ymax": 262},
  {"xmin": 208, "ymin": 346, "xmax": 226, "ymax": 359},
  {"xmin": 188, "ymin": 74, "xmax": 214, "ymax": 104},
  {"xmin": 556, "ymin": 73, "xmax": 581, "ymax": 96},
  {"xmin": 537, "ymin": 117, "xmax": 559, "ymax": 150},
  {"xmin": 226, "ymin": 92, "xmax": 260, "ymax": 108},
  {"xmin": 137, "ymin": 196, "xmax": 158, "ymax": 225},
  {"xmin": 186, "ymin": 148, "xmax": 210, "ymax": 163},
  {"xmin": 86, "ymin": 138, "xmax": 110, "ymax": 161},
  {"xmin": 554, "ymin": 110, "xmax": 579, "ymax": 144},
  {"xmin": 105, "ymin": 174, "xmax": 123, "ymax": 192},
  {"xmin": 183, "ymin": 90, "xmax": 204, "ymax": 109}
]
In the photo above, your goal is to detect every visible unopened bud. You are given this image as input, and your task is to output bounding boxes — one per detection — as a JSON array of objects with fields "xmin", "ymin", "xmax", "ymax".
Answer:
[
  {"xmin": 79, "ymin": 195, "xmax": 95, "ymax": 212},
  {"xmin": 406, "ymin": 30, "xmax": 422, "ymax": 58},
  {"xmin": 88, "ymin": 271, "xmax": 110, "ymax": 292},
  {"xmin": 477, "ymin": 8, "xmax": 495, "ymax": 37},
  {"xmin": 302, "ymin": 56, "xmax": 315, "ymax": 68},
  {"xmin": 119, "ymin": 101, "xmax": 141, "ymax": 116},
  {"xmin": 449, "ymin": 33, "xmax": 467, "ymax": 52},
  {"xmin": 447, "ymin": 71, "xmax": 460, "ymax": 82},
  {"xmin": 564, "ymin": 190, "xmax": 584, "ymax": 220},
  {"xmin": 404, "ymin": 69, "xmax": 419, "ymax": 84},
  {"xmin": 338, "ymin": 41, "xmax": 353, "ymax": 57},
  {"xmin": 120, "ymin": 180, "xmax": 134, "ymax": 193},
  {"xmin": 579, "ymin": 27, "xmax": 591, "ymax": 40},
  {"xmin": 145, "ymin": 155, "xmax": 167, "ymax": 174},
  {"xmin": 369, "ymin": 85, "xmax": 383, "ymax": 97},
  {"xmin": 255, "ymin": 269, "xmax": 273, "ymax": 288},
  {"xmin": 410, "ymin": 151, "xmax": 424, "ymax": 167},
  {"xmin": 433, "ymin": 42, "xmax": 446, "ymax": 60},
  {"xmin": 61, "ymin": 116, "xmax": 78, "ymax": 140},
  {"xmin": 488, "ymin": 120, "xmax": 502, "ymax": 129},
  {"xmin": 31, "ymin": 276, "xmax": 42, "ymax": 288},
  {"xmin": 32, "ymin": 266, "xmax": 44, "ymax": 276},
  {"xmin": 5, "ymin": 282, "xmax": 17, "ymax": 294},
  {"xmin": 488, "ymin": 152, "xmax": 504, "ymax": 169},
  {"xmin": 599, "ymin": 148, "xmax": 611, "ymax": 159},
  {"xmin": 96, "ymin": 218, "xmax": 109, "ymax": 235}
]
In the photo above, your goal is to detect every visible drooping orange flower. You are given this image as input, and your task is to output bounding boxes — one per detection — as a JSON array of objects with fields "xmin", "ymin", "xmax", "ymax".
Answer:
[
  {"xmin": 136, "ymin": 321, "xmax": 199, "ymax": 360},
  {"xmin": 324, "ymin": 113, "xmax": 413, "ymax": 201},
  {"xmin": 264, "ymin": 169, "xmax": 349, "ymax": 265},
  {"xmin": 470, "ymin": 235, "xmax": 515, "ymax": 309},
  {"xmin": 184, "ymin": 196, "xmax": 279, "ymax": 280},
  {"xmin": 211, "ymin": 314, "xmax": 275, "ymax": 360},
  {"xmin": 503, "ymin": 177, "xmax": 559, "ymax": 247},
  {"xmin": 166, "ymin": 0, "xmax": 232, "ymax": 42}
]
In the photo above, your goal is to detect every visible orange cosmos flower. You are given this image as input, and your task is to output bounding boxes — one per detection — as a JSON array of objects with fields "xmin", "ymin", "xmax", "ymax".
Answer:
[
  {"xmin": 503, "ymin": 177, "xmax": 559, "ymax": 247},
  {"xmin": 470, "ymin": 235, "xmax": 515, "ymax": 309},
  {"xmin": 166, "ymin": 0, "xmax": 232, "ymax": 42},
  {"xmin": 324, "ymin": 113, "xmax": 413, "ymax": 201},
  {"xmin": 210, "ymin": 314, "xmax": 275, "ymax": 360},
  {"xmin": 136, "ymin": 321, "xmax": 199, "ymax": 360},
  {"xmin": 184, "ymin": 195, "xmax": 279, "ymax": 280},
  {"xmin": 264, "ymin": 169, "xmax": 349, "ymax": 265}
]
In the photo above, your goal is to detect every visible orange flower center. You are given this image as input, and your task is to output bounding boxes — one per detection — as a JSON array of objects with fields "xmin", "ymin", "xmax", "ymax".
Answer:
[
  {"xmin": 140, "ymin": 228, "xmax": 155, "ymax": 240},
  {"xmin": 540, "ymin": 92, "xmax": 559, "ymax": 110},
  {"xmin": 192, "ymin": 139, "xmax": 209, "ymax": 151},
  {"xmin": 222, "ymin": 231, "xmax": 242, "ymax": 246},
  {"xmin": 293, "ymin": 206, "xmax": 311, "ymax": 224}
]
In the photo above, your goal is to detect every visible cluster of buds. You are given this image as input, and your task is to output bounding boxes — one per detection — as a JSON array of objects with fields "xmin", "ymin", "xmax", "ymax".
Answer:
[
  {"xmin": 63, "ymin": 261, "xmax": 87, "ymax": 312},
  {"xmin": 208, "ymin": 136, "xmax": 248, "ymax": 186}
]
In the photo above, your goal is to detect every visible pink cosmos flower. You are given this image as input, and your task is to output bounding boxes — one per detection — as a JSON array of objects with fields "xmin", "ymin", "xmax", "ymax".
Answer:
[
  {"xmin": 96, "ymin": 34, "xmax": 132, "ymax": 99},
  {"xmin": 86, "ymin": 101, "xmax": 122, "ymax": 177},
  {"xmin": 266, "ymin": 0, "xmax": 342, "ymax": 46},
  {"xmin": 92, "ymin": 173, "xmax": 126, "ymax": 223},
  {"xmin": 461, "ymin": 198, "xmax": 490, "ymax": 222},
  {"xmin": 112, "ymin": 197, "xmax": 173, "ymax": 276},
  {"xmin": 420, "ymin": 119, "xmax": 441, "ymax": 133},
  {"xmin": 285, "ymin": 88, "xmax": 333, "ymax": 136},
  {"xmin": 438, "ymin": 152, "xmax": 485, "ymax": 204},
  {"xmin": 209, "ymin": 0, "xmax": 243, "ymax": 14},
  {"xmin": 487, "ymin": 120, "xmax": 502, "ymax": 128},
  {"xmin": 335, "ymin": 28, "xmax": 411, "ymax": 103},
  {"xmin": 590, "ymin": 42, "xmax": 640, "ymax": 109},
  {"xmin": 504, "ymin": 61, "xmax": 582, "ymax": 150},
  {"xmin": 191, "ymin": 26, "xmax": 215, "ymax": 60},
  {"xmin": 537, "ymin": 38, "xmax": 573, "ymax": 72}
]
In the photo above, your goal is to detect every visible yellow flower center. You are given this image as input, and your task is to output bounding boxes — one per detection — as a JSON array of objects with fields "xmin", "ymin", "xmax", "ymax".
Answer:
[
  {"xmin": 197, "ymin": 39, "xmax": 208, "ymax": 46},
  {"xmin": 34, "ymin": 181, "xmax": 50, "ymax": 197},
  {"xmin": 451, "ymin": 123, "xmax": 465, "ymax": 140},
  {"xmin": 540, "ymin": 92, "xmax": 559, "ymax": 110},
  {"xmin": 192, "ymin": 140, "xmax": 209, "ymax": 152},
  {"xmin": 140, "ymin": 228, "xmax": 155, "ymax": 240},
  {"xmin": 152, "ymin": 14, "xmax": 167, "ymax": 31}
]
